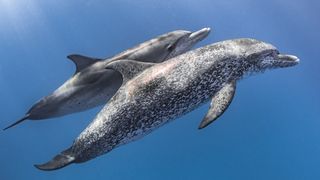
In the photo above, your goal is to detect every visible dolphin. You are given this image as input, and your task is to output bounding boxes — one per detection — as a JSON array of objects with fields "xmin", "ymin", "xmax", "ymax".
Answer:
[
  {"xmin": 3, "ymin": 28, "xmax": 211, "ymax": 130},
  {"xmin": 35, "ymin": 38, "xmax": 299, "ymax": 170}
]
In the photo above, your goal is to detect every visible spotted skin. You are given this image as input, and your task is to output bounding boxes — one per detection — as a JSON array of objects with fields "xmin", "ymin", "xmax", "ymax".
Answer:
[{"xmin": 36, "ymin": 38, "xmax": 299, "ymax": 170}]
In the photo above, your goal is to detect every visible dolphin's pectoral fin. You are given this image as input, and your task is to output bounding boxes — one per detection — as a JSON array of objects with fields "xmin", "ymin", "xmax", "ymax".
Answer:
[
  {"xmin": 105, "ymin": 59, "xmax": 156, "ymax": 83},
  {"xmin": 198, "ymin": 81, "xmax": 236, "ymax": 129},
  {"xmin": 67, "ymin": 54, "xmax": 102, "ymax": 73},
  {"xmin": 34, "ymin": 148, "xmax": 75, "ymax": 171},
  {"xmin": 3, "ymin": 114, "xmax": 30, "ymax": 131}
]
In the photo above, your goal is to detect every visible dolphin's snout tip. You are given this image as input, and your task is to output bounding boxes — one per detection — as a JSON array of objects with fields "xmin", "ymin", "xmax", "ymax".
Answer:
[
  {"xmin": 288, "ymin": 55, "xmax": 299, "ymax": 63},
  {"xmin": 294, "ymin": 56, "xmax": 300, "ymax": 63},
  {"xmin": 203, "ymin": 27, "xmax": 211, "ymax": 32},
  {"xmin": 276, "ymin": 54, "xmax": 300, "ymax": 67},
  {"xmin": 189, "ymin": 27, "xmax": 211, "ymax": 41},
  {"xmin": 278, "ymin": 54, "xmax": 300, "ymax": 63},
  {"xmin": 198, "ymin": 27, "xmax": 211, "ymax": 35}
]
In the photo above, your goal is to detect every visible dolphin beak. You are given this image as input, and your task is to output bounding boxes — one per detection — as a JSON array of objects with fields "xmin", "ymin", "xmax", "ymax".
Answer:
[
  {"xmin": 189, "ymin": 27, "xmax": 211, "ymax": 42},
  {"xmin": 277, "ymin": 54, "xmax": 300, "ymax": 67}
]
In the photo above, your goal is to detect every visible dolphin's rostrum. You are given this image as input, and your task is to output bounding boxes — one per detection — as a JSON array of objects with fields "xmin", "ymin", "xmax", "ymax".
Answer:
[
  {"xmin": 3, "ymin": 28, "xmax": 210, "ymax": 130},
  {"xmin": 35, "ymin": 38, "xmax": 299, "ymax": 170}
]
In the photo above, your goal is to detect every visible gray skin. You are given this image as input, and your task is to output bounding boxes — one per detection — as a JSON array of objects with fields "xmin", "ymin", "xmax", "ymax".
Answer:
[
  {"xmin": 3, "ymin": 28, "xmax": 211, "ymax": 130},
  {"xmin": 35, "ymin": 38, "xmax": 299, "ymax": 171}
]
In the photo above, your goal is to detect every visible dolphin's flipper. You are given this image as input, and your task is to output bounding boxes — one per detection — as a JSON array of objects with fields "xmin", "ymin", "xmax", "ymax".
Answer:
[
  {"xmin": 67, "ymin": 54, "xmax": 102, "ymax": 73},
  {"xmin": 106, "ymin": 59, "xmax": 156, "ymax": 83},
  {"xmin": 3, "ymin": 114, "xmax": 30, "ymax": 131},
  {"xmin": 34, "ymin": 148, "xmax": 75, "ymax": 171},
  {"xmin": 198, "ymin": 81, "xmax": 236, "ymax": 129}
]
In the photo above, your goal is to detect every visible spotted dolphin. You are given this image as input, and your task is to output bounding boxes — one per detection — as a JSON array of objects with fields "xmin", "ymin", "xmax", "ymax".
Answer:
[
  {"xmin": 3, "ymin": 28, "xmax": 211, "ymax": 130},
  {"xmin": 35, "ymin": 38, "xmax": 299, "ymax": 170}
]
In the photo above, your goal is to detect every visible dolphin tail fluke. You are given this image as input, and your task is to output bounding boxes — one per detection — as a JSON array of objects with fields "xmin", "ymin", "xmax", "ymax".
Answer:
[
  {"xmin": 34, "ymin": 148, "xmax": 75, "ymax": 171},
  {"xmin": 3, "ymin": 114, "xmax": 30, "ymax": 131}
]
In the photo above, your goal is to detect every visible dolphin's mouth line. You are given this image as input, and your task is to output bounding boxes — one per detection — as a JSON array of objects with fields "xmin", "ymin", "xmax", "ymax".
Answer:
[
  {"xmin": 263, "ymin": 59, "xmax": 299, "ymax": 63},
  {"xmin": 277, "ymin": 54, "xmax": 300, "ymax": 63},
  {"xmin": 189, "ymin": 27, "xmax": 211, "ymax": 41},
  {"xmin": 262, "ymin": 53, "xmax": 300, "ymax": 64},
  {"xmin": 259, "ymin": 53, "xmax": 299, "ymax": 69}
]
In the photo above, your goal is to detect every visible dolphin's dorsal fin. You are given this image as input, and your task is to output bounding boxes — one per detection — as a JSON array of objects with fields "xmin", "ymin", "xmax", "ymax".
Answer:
[
  {"xmin": 67, "ymin": 54, "xmax": 102, "ymax": 73},
  {"xmin": 105, "ymin": 59, "xmax": 155, "ymax": 83},
  {"xmin": 198, "ymin": 81, "xmax": 236, "ymax": 129}
]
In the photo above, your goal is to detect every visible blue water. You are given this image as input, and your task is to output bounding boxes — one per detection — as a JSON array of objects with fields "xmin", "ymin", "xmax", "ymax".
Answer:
[{"xmin": 1, "ymin": 0, "xmax": 319, "ymax": 179}]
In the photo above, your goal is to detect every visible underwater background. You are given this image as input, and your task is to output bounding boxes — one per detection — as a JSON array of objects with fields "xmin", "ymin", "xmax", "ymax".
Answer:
[{"xmin": 0, "ymin": 0, "xmax": 319, "ymax": 179}]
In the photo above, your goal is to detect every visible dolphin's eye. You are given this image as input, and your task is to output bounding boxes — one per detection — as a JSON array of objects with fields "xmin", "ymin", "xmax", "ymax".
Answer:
[{"xmin": 167, "ymin": 44, "xmax": 176, "ymax": 51}]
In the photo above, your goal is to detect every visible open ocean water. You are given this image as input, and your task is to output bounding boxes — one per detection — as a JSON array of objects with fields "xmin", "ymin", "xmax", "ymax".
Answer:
[{"xmin": 0, "ymin": 0, "xmax": 319, "ymax": 179}]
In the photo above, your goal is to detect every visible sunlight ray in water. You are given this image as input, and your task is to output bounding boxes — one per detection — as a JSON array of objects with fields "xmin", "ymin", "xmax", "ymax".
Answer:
[{"xmin": 0, "ymin": 0, "xmax": 46, "ymax": 41}]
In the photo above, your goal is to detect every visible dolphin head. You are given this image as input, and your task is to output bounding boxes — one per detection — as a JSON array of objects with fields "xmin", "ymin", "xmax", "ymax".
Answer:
[
  {"xmin": 164, "ymin": 27, "xmax": 211, "ymax": 60},
  {"xmin": 234, "ymin": 39, "xmax": 299, "ymax": 74},
  {"xmin": 117, "ymin": 28, "xmax": 211, "ymax": 63}
]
